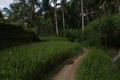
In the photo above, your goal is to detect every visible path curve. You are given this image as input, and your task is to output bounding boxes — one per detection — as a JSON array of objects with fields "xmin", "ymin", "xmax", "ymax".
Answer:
[{"xmin": 51, "ymin": 48, "xmax": 88, "ymax": 80}]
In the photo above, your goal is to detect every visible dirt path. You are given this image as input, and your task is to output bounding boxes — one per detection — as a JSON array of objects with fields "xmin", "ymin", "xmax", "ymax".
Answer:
[{"xmin": 51, "ymin": 48, "xmax": 88, "ymax": 80}]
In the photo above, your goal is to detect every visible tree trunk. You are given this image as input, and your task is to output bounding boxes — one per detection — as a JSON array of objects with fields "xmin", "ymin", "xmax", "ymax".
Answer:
[
  {"xmin": 86, "ymin": 6, "xmax": 89, "ymax": 23},
  {"xmin": 119, "ymin": 5, "xmax": 120, "ymax": 14},
  {"xmin": 54, "ymin": 6, "xmax": 59, "ymax": 36},
  {"xmin": 62, "ymin": 7, "xmax": 65, "ymax": 36},
  {"xmin": 81, "ymin": 0, "xmax": 84, "ymax": 34}
]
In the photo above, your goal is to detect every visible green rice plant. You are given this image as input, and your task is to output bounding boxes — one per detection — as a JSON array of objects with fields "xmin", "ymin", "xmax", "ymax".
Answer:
[
  {"xmin": 41, "ymin": 36, "xmax": 67, "ymax": 41},
  {"xmin": 76, "ymin": 48, "xmax": 120, "ymax": 80},
  {"xmin": 0, "ymin": 41, "xmax": 82, "ymax": 80}
]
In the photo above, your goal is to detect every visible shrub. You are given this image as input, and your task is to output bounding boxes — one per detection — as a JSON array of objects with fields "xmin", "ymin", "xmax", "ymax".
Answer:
[
  {"xmin": 116, "ymin": 58, "xmax": 120, "ymax": 71},
  {"xmin": 65, "ymin": 29, "xmax": 80, "ymax": 42},
  {"xmin": 96, "ymin": 17, "xmax": 120, "ymax": 48},
  {"xmin": 84, "ymin": 14, "xmax": 120, "ymax": 48}
]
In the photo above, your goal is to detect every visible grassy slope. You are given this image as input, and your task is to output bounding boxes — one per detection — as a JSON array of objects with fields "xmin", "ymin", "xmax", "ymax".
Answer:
[
  {"xmin": 85, "ymin": 14, "xmax": 120, "ymax": 30},
  {"xmin": 76, "ymin": 48, "xmax": 120, "ymax": 80},
  {"xmin": 75, "ymin": 14, "xmax": 120, "ymax": 80},
  {"xmin": 0, "ymin": 41, "xmax": 82, "ymax": 80}
]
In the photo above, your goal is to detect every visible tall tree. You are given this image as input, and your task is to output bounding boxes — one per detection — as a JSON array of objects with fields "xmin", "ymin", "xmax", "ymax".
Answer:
[
  {"xmin": 99, "ymin": 0, "xmax": 117, "ymax": 16},
  {"xmin": 52, "ymin": 0, "xmax": 59, "ymax": 36},
  {"xmin": 81, "ymin": 0, "xmax": 84, "ymax": 34},
  {"xmin": 61, "ymin": 0, "xmax": 66, "ymax": 36},
  {"xmin": 116, "ymin": 0, "xmax": 120, "ymax": 13}
]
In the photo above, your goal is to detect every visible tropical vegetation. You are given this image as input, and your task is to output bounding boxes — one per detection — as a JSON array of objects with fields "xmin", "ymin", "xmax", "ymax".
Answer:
[
  {"xmin": 76, "ymin": 48, "xmax": 120, "ymax": 80},
  {"xmin": 0, "ymin": 0, "xmax": 120, "ymax": 80},
  {"xmin": 0, "ymin": 41, "xmax": 82, "ymax": 80}
]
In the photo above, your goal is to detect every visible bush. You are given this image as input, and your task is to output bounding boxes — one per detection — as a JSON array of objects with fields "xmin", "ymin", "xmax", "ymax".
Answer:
[
  {"xmin": 116, "ymin": 58, "xmax": 120, "ymax": 71},
  {"xmin": 96, "ymin": 17, "xmax": 120, "ymax": 48},
  {"xmin": 84, "ymin": 14, "xmax": 120, "ymax": 48},
  {"xmin": 65, "ymin": 29, "xmax": 80, "ymax": 42},
  {"xmin": 76, "ymin": 48, "xmax": 120, "ymax": 80}
]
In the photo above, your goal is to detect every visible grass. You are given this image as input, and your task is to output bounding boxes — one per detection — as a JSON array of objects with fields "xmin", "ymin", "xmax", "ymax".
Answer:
[
  {"xmin": 41, "ymin": 36, "xmax": 67, "ymax": 41},
  {"xmin": 103, "ymin": 48, "xmax": 120, "ymax": 73},
  {"xmin": 76, "ymin": 48, "xmax": 120, "ymax": 80},
  {"xmin": 116, "ymin": 58, "xmax": 120, "ymax": 71},
  {"xmin": 105, "ymin": 48, "xmax": 118, "ymax": 58},
  {"xmin": 0, "ymin": 41, "xmax": 82, "ymax": 80}
]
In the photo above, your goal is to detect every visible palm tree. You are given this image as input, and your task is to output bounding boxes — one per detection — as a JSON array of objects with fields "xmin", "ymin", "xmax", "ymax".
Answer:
[
  {"xmin": 116, "ymin": 0, "xmax": 120, "ymax": 13},
  {"xmin": 81, "ymin": 0, "xmax": 84, "ymax": 34},
  {"xmin": 99, "ymin": 0, "xmax": 117, "ymax": 16},
  {"xmin": 61, "ymin": 0, "xmax": 66, "ymax": 36},
  {"xmin": 3, "ymin": 2, "xmax": 21, "ymax": 23},
  {"xmin": 119, "ymin": 6, "xmax": 120, "ymax": 13},
  {"xmin": 52, "ymin": 0, "xmax": 59, "ymax": 36}
]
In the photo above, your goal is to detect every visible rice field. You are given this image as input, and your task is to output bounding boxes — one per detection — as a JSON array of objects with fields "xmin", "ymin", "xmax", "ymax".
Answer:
[{"xmin": 0, "ymin": 41, "xmax": 82, "ymax": 80}]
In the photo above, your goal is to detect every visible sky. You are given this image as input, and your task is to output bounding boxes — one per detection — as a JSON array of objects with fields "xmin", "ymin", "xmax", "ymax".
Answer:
[
  {"xmin": 0, "ymin": 0, "xmax": 70, "ymax": 10},
  {"xmin": 0, "ymin": 0, "xmax": 14, "ymax": 10}
]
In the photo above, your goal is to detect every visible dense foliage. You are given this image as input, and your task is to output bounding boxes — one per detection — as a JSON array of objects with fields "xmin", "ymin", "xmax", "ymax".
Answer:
[
  {"xmin": 0, "ymin": 19, "xmax": 39, "ymax": 41},
  {"xmin": 2, "ymin": 0, "xmax": 119, "ymax": 36},
  {"xmin": 85, "ymin": 14, "xmax": 120, "ymax": 48},
  {"xmin": 76, "ymin": 48, "xmax": 120, "ymax": 80},
  {"xmin": 65, "ymin": 29, "xmax": 80, "ymax": 42},
  {"xmin": 0, "ymin": 41, "xmax": 82, "ymax": 80},
  {"xmin": 0, "ymin": 0, "xmax": 120, "ymax": 80},
  {"xmin": 66, "ymin": 14, "xmax": 120, "ymax": 48}
]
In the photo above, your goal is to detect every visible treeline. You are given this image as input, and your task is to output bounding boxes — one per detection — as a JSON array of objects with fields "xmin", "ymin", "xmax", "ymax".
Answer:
[
  {"xmin": 1, "ymin": 0, "xmax": 119, "ymax": 36},
  {"xmin": 0, "ymin": 0, "xmax": 120, "ymax": 48}
]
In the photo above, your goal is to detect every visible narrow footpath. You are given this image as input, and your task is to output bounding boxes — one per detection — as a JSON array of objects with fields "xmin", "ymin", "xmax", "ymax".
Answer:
[{"xmin": 51, "ymin": 48, "xmax": 88, "ymax": 80}]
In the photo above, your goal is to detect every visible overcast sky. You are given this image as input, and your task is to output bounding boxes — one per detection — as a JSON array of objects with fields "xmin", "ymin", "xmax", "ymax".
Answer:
[
  {"xmin": 0, "ymin": 0, "xmax": 70, "ymax": 10},
  {"xmin": 0, "ymin": 0, "xmax": 14, "ymax": 10}
]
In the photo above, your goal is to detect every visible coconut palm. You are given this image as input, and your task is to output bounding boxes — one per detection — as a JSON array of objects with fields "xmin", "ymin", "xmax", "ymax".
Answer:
[
  {"xmin": 52, "ymin": 0, "xmax": 59, "ymax": 36},
  {"xmin": 115, "ymin": 0, "xmax": 120, "ymax": 13},
  {"xmin": 99, "ymin": 0, "xmax": 118, "ymax": 16},
  {"xmin": 60, "ymin": 0, "xmax": 67, "ymax": 36}
]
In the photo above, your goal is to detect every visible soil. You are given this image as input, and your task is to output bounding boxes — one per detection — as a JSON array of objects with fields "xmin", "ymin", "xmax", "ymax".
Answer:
[{"xmin": 51, "ymin": 48, "xmax": 88, "ymax": 80}]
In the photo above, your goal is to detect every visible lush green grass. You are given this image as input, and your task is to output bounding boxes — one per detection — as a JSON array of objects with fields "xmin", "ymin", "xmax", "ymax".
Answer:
[
  {"xmin": 116, "ymin": 58, "xmax": 120, "ymax": 71},
  {"xmin": 104, "ymin": 48, "xmax": 118, "ymax": 58},
  {"xmin": 104, "ymin": 48, "xmax": 120, "ymax": 72},
  {"xmin": 103, "ymin": 48, "xmax": 120, "ymax": 72},
  {"xmin": 0, "ymin": 41, "xmax": 82, "ymax": 80},
  {"xmin": 41, "ymin": 36, "xmax": 67, "ymax": 41},
  {"xmin": 76, "ymin": 48, "xmax": 120, "ymax": 80}
]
